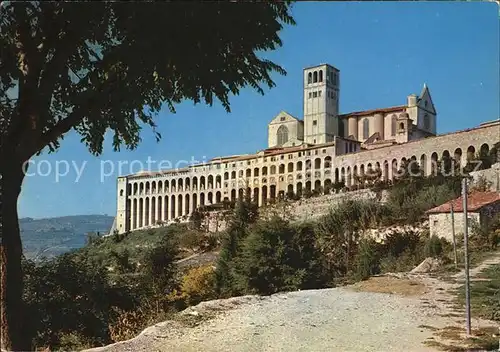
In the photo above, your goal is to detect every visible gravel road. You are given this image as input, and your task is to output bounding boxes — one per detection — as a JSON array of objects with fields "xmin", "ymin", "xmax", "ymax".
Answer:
[{"xmin": 85, "ymin": 286, "xmax": 446, "ymax": 352}]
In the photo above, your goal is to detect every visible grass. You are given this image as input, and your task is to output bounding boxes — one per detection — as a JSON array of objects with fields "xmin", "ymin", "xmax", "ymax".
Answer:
[
  {"xmin": 423, "ymin": 325, "xmax": 499, "ymax": 351},
  {"xmin": 455, "ymin": 264, "xmax": 500, "ymax": 322},
  {"xmin": 349, "ymin": 276, "xmax": 427, "ymax": 296},
  {"xmin": 76, "ymin": 224, "xmax": 190, "ymax": 268}
]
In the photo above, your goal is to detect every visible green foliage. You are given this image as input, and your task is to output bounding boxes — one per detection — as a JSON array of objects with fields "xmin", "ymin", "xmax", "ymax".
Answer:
[
  {"xmin": 23, "ymin": 254, "xmax": 137, "ymax": 350},
  {"xmin": 174, "ymin": 265, "xmax": 216, "ymax": 306},
  {"xmin": 140, "ymin": 235, "xmax": 179, "ymax": 297},
  {"xmin": 387, "ymin": 174, "xmax": 462, "ymax": 224},
  {"xmin": 215, "ymin": 197, "xmax": 259, "ymax": 297},
  {"xmin": 457, "ymin": 265, "xmax": 500, "ymax": 322},
  {"xmin": 425, "ymin": 236, "xmax": 444, "ymax": 258},
  {"xmin": 379, "ymin": 231, "xmax": 427, "ymax": 273},
  {"xmin": 353, "ymin": 238, "xmax": 381, "ymax": 281},
  {"xmin": 237, "ymin": 217, "xmax": 327, "ymax": 295},
  {"xmin": 1, "ymin": 2, "xmax": 295, "ymax": 157},
  {"xmin": 316, "ymin": 199, "xmax": 390, "ymax": 277},
  {"xmin": 470, "ymin": 214, "xmax": 500, "ymax": 250},
  {"xmin": 110, "ymin": 249, "xmax": 135, "ymax": 275},
  {"xmin": 189, "ymin": 209, "xmax": 205, "ymax": 231}
]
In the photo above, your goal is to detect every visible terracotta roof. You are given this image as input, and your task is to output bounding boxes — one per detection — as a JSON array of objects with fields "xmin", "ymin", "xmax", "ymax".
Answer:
[
  {"xmin": 338, "ymin": 105, "xmax": 407, "ymax": 119},
  {"xmin": 426, "ymin": 191, "xmax": 500, "ymax": 214}
]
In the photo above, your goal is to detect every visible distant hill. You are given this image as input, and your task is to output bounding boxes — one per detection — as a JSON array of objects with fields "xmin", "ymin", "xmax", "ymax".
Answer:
[{"xmin": 20, "ymin": 215, "xmax": 115, "ymax": 260}]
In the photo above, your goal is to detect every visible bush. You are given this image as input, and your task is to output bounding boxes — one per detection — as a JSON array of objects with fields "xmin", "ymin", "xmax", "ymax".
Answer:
[
  {"xmin": 215, "ymin": 198, "xmax": 258, "ymax": 297},
  {"xmin": 237, "ymin": 217, "xmax": 327, "ymax": 295},
  {"xmin": 352, "ymin": 238, "xmax": 381, "ymax": 281},
  {"xmin": 176, "ymin": 265, "xmax": 216, "ymax": 306},
  {"xmin": 23, "ymin": 254, "xmax": 137, "ymax": 350},
  {"xmin": 379, "ymin": 231, "xmax": 426, "ymax": 273},
  {"xmin": 425, "ymin": 235, "xmax": 444, "ymax": 258}
]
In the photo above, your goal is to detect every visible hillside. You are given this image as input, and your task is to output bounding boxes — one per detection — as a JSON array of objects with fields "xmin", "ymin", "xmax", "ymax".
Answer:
[{"xmin": 20, "ymin": 215, "xmax": 114, "ymax": 260}]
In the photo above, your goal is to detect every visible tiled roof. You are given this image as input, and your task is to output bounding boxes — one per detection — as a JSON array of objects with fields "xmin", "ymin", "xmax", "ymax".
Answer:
[
  {"xmin": 426, "ymin": 191, "xmax": 500, "ymax": 214},
  {"xmin": 338, "ymin": 105, "xmax": 407, "ymax": 119}
]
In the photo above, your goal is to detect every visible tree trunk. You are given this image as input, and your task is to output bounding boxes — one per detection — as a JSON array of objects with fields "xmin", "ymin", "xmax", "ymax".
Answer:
[{"xmin": 0, "ymin": 157, "xmax": 28, "ymax": 352}]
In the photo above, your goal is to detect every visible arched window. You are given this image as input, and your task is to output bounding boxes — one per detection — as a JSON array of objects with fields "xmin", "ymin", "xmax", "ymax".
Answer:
[
  {"xmin": 313, "ymin": 71, "xmax": 318, "ymax": 83},
  {"xmin": 362, "ymin": 119, "xmax": 369, "ymax": 139},
  {"xmin": 319, "ymin": 70, "xmax": 323, "ymax": 82},
  {"xmin": 423, "ymin": 114, "xmax": 430, "ymax": 130},
  {"xmin": 277, "ymin": 125, "xmax": 289, "ymax": 146},
  {"xmin": 391, "ymin": 115, "xmax": 397, "ymax": 136},
  {"xmin": 307, "ymin": 72, "xmax": 312, "ymax": 84}
]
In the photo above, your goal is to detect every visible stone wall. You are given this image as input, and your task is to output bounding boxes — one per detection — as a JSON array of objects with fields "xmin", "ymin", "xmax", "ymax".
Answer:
[
  {"xmin": 429, "ymin": 212, "xmax": 480, "ymax": 242},
  {"xmin": 470, "ymin": 163, "xmax": 500, "ymax": 192},
  {"xmin": 202, "ymin": 189, "xmax": 389, "ymax": 233},
  {"xmin": 361, "ymin": 221, "xmax": 428, "ymax": 243}
]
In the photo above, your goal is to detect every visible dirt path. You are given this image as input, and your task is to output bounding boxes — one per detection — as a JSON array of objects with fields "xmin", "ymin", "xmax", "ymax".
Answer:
[{"xmin": 83, "ymin": 253, "xmax": 500, "ymax": 352}]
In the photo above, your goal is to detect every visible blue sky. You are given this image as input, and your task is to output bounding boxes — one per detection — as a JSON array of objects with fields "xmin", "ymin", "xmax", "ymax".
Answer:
[{"xmin": 19, "ymin": 1, "xmax": 499, "ymax": 219}]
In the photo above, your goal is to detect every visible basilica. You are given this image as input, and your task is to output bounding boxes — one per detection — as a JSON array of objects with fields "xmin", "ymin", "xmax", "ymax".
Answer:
[{"xmin": 114, "ymin": 63, "xmax": 499, "ymax": 234}]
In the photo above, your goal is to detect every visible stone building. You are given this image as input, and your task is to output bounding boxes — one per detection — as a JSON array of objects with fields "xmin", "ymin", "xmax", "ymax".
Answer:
[
  {"xmin": 114, "ymin": 63, "xmax": 500, "ymax": 234},
  {"xmin": 427, "ymin": 191, "xmax": 500, "ymax": 241}
]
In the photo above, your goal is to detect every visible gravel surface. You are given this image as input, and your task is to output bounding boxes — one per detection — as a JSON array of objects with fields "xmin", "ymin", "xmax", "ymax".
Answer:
[
  {"xmin": 83, "ymin": 253, "xmax": 500, "ymax": 352},
  {"xmin": 84, "ymin": 287, "xmax": 443, "ymax": 352}
]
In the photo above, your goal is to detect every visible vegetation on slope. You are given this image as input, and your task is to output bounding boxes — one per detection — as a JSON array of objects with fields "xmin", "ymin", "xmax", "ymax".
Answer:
[{"xmin": 20, "ymin": 168, "xmax": 500, "ymax": 351}]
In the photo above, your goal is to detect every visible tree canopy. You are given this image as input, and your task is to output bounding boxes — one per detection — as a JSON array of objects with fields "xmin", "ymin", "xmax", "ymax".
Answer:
[
  {"xmin": 0, "ymin": 2, "xmax": 295, "ymax": 350},
  {"xmin": 0, "ymin": 2, "xmax": 295, "ymax": 159}
]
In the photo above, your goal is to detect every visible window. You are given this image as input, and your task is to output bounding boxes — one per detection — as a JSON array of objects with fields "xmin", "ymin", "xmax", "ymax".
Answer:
[
  {"xmin": 313, "ymin": 71, "xmax": 318, "ymax": 83},
  {"xmin": 313, "ymin": 140, "xmax": 316, "ymax": 144},
  {"xmin": 313, "ymin": 91, "xmax": 318, "ymax": 98},
  {"xmin": 423, "ymin": 114, "xmax": 430, "ymax": 130},
  {"xmin": 425, "ymin": 100, "xmax": 428, "ymax": 107},
  {"xmin": 313, "ymin": 120, "xmax": 317, "ymax": 126},
  {"xmin": 277, "ymin": 125, "xmax": 289, "ymax": 146},
  {"xmin": 315, "ymin": 150, "xmax": 318, "ymax": 155},
  {"xmin": 280, "ymin": 116, "xmax": 286, "ymax": 121},
  {"xmin": 318, "ymin": 90, "xmax": 322, "ymax": 97},
  {"xmin": 319, "ymin": 70, "xmax": 323, "ymax": 82},
  {"xmin": 363, "ymin": 119, "xmax": 369, "ymax": 139},
  {"xmin": 308, "ymin": 92, "xmax": 312, "ymax": 99},
  {"xmin": 323, "ymin": 149, "xmax": 326, "ymax": 154},
  {"xmin": 391, "ymin": 115, "xmax": 397, "ymax": 136},
  {"xmin": 280, "ymin": 155, "xmax": 284, "ymax": 160},
  {"xmin": 433, "ymin": 220, "xmax": 438, "ymax": 227},
  {"xmin": 307, "ymin": 72, "xmax": 312, "ymax": 84}
]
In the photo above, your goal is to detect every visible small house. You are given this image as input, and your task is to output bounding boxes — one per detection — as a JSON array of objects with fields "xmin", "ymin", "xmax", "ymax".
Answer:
[{"xmin": 426, "ymin": 191, "xmax": 500, "ymax": 241}]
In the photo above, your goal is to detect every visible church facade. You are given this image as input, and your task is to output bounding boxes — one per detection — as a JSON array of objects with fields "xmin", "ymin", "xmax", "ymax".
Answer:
[{"xmin": 114, "ymin": 63, "xmax": 499, "ymax": 234}]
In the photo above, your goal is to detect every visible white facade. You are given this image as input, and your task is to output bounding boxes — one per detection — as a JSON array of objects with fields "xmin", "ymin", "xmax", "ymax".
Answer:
[
  {"xmin": 113, "ymin": 62, "xmax": 500, "ymax": 234},
  {"xmin": 303, "ymin": 64, "xmax": 340, "ymax": 144}
]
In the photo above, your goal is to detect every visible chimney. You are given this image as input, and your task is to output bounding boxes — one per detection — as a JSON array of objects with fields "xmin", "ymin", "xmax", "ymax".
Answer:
[{"xmin": 407, "ymin": 94, "xmax": 417, "ymax": 107}]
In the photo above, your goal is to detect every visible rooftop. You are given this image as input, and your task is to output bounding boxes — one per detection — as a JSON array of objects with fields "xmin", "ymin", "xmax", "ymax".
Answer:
[
  {"xmin": 338, "ymin": 105, "xmax": 406, "ymax": 119},
  {"xmin": 426, "ymin": 191, "xmax": 500, "ymax": 214}
]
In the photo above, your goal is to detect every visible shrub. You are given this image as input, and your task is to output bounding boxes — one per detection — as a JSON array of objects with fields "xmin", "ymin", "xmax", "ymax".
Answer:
[
  {"xmin": 352, "ymin": 238, "xmax": 381, "ymax": 281},
  {"xmin": 237, "ymin": 217, "xmax": 327, "ymax": 295},
  {"xmin": 379, "ymin": 230, "xmax": 426, "ymax": 273},
  {"xmin": 215, "ymin": 198, "xmax": 258, "ymax": 297},
  {"xmin": 178, "ymin": 230, "xmax": 204, "ymax": 252},
  {"xmin": 425, "ymin": 235, "xmax": 444, "ymax": 258},
  {"xmin": 177, "ymin": 265, "xmax": 216, "ymax": 306},
  {"xmin": 23, "ymin": 254, "xmax": 137, "ymax": 350}
]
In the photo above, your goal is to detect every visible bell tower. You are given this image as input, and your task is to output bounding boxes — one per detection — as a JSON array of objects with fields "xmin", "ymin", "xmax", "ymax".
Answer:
[{"xmin": 303, "ymin": 64, "xmax": 340, "ymax": 144}]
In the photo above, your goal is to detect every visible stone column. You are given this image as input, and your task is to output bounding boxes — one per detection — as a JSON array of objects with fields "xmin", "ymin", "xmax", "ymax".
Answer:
[
  {"xmin": 130, "ymin": 198, "xmax": 135, "ymax": 230},
  {"xmin": 188, "ymin": 193, "xmax": 194, "ymax": 216},
  {"xmin": 258, "ymin": 185, "xmax": 263, "ymax": 207},
  {"xmin": 142, "ymin": 197, "xmax": 146, "ymax": 228}
]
